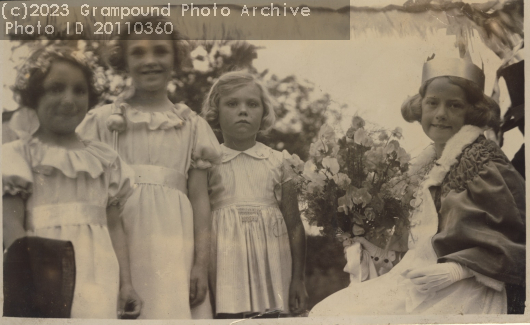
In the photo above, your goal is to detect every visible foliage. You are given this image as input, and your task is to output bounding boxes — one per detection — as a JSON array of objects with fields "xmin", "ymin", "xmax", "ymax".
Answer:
[
  {"xmin": 262, "ymin": 75, "xmax": 338, "ymax": 160},
  {"xmin": 304, "ymin": 235, "xmax": 350, "ymax": 310},
  {"xmin": 285, "ymin": 116, "xmax": 416, "ymax": 249}
]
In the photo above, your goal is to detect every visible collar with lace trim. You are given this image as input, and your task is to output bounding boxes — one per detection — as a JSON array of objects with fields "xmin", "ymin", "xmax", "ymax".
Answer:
[{"xmin": 221, "ymin": 142, "xmax": 273, "ymax": 163}]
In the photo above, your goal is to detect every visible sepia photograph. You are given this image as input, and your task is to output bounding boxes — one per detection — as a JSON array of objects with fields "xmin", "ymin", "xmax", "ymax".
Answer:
[{"xmin": 0, "ymin": 0, "xmax": 527, "ymax": 323}]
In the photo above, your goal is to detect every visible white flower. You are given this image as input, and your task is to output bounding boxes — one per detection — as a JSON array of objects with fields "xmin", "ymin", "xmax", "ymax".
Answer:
[
  {"xmin": 192, "ymin": 59, "xmax": 210, "ymax": 72},
  {"xmin": 109, "ymin": 75, "xmax": 124, "ymax": 92},
  {"xmin": 76, "ymin": 40, "xmax": 87, "ymax": 52},
  {"xmin": 218, "ymin": 45, "xmax": 232, "ymax": 56},
  {"xmin": 190, "ymin": 45, "xmax": 208, "ymax": 59},
  {"xmin": 167, "ymin": 81, "xmax": 176, "ymax": 93}
]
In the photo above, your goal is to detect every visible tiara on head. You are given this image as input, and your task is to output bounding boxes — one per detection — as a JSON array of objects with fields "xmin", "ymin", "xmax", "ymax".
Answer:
[{"xmin": 422, "ymin": 55, "xmax": 485, "ymax": 91}]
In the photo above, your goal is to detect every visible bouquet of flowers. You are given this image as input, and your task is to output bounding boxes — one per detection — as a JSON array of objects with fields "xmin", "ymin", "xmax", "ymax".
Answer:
[{"xmin": 285, "ymin": 116, "xmax": 418, "ymax": 252}]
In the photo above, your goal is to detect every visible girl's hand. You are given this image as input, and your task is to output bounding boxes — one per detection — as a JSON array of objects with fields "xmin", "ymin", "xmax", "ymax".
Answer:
[
  {"xmin": 117, "ymin": 284, "xmax": 142, "ymax": 319},
  {"xmin": 402, "ymin": 262, "xmax": 473, "ymax": 294},
  {"xmin": 289, "ymin": 278, "xmax": 308, "ymax": 315},
  {"xmin": 189, "ymin": 263, "xmax": 208, "ymax": 307}
]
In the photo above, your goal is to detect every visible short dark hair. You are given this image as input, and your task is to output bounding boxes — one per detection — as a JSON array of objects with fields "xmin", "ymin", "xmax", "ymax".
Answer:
[
  {"xmin": 401, "ymin": 76, "xmax": 500, "ymax": 129},
  {"xmin": 14, "ymin": 45, "xmax": 99, "ymax": 110},
  {"xmin": 105, "ymin": 16, "xmax": 190, "ymax": 74}
]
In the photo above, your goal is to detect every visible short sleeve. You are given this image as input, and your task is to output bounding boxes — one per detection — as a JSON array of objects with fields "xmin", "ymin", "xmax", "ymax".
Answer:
[
  {"xmin": 2, "ymin": 121, "xmax": 19, "ymax": 144},
  {"xmin": 76, "ymin": 105, "xmax": 114, "ymax": 144},
  {"xmin": 190, "ymin": 115, "xmax": 222, "ymax": 169},
  {"xmin": 2, "ymin": 141, "xmax": 33, "ymax": 198},
  {"xmin": 281, "ymin": 150, "xmax": 299, "ymax": 183},
  {"xmin": 432, "ymin": 159, "xmax": 526, "ymax": 286},
  {"xmin": 107, "ymin": 155, "xmax": 135, "ymax": 207},
  {"xmin": 273, "ymin": 149, "xmax": 300, "ymax": 204}
]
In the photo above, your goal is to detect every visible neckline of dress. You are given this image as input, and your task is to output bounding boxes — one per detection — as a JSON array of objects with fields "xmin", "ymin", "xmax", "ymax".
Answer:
[
  {"xmin": 27, "ymin": 135, "xmax": 90, "ymax": 152},
  {"xmin": 122, "ymin": 102, "xmax": 179, "ymax": 114}
]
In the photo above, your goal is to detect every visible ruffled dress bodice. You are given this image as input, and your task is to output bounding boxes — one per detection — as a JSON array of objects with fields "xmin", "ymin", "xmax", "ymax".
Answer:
[
  {"xmin": 77, "ymin": 103, "xmax": 221, "ymax": 174},
  {"xmin": 2, "ymin": 137, "xmax": 135, "ymax": 319},
  {"xmin": 3, "ymin": 137, "xmax": 134, "ymax": 214}
]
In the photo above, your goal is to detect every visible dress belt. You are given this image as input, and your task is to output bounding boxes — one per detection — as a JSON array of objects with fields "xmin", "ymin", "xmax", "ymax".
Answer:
[
  {"xmin": 211, "ymin": 197, "xmax": 278, "ymax": 211},
  {"xmin": 27, "ymin": 203, "xmax": 107, "ymax": 231},
  {"xmin": 131, "ymin": 164, "xmax": 187, "ymax": 195}
]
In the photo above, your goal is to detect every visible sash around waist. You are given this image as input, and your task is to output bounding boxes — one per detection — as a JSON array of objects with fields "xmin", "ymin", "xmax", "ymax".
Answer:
[
  {"xmin": 27, "ymin": 203, "xmax": 107, "ymax": 230},
  {"xmin": 211, "ymin": 197, "xmax": 278, "ymax": 211},
  {"xmin": 131, "ymin": 164, "xmax": 187, "ymax": 194}
]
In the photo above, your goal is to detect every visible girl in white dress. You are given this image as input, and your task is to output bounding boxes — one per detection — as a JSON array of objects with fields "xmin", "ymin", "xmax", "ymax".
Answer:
[
  {"xmin": 3, "ymin": 45, "xmax": 141, "ymax": 319},
  {"xmin": 310, "ymin": 57, "xmax": 525, "ymax": 316},
  {"xmin": 77, "ymin": 17, "xmax": 222, "ymax": 319},
  {"xmin": 202, "ymin": 71, "xmax": 308, "ymax": 318}
]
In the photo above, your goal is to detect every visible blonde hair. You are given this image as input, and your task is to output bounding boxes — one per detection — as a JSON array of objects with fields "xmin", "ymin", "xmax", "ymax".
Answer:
[{"xmin": 202, "ymin": 70, "xmax": 276, "ymax": 135}]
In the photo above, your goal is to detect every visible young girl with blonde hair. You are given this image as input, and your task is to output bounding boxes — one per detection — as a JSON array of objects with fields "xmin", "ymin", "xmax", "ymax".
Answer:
[{"xmin": 203, "ymin": 71, "xmax": 308, "ymax": 318}]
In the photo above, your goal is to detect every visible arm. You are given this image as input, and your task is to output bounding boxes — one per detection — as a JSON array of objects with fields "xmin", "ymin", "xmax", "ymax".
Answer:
[
  {"xmin": 3, "ymin": 195, "xmax": 26, "ymax": 250},
  {"xmin": 433, "ymin": 157, "xmax": 525, "ymax": 286},
  {"xmin": 187, "ymin": 168, "xmax": 211, "ymax": 307},
  {"xmin": 280, "ymin": 180, "xmax": 308, "ymax": 314},
  {"xmin": 107, "ymin": 205, "xmax": 142, "ymax": 319}
]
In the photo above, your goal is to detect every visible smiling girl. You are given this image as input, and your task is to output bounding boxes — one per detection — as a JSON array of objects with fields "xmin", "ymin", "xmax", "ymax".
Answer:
[
  {"xmin": 3, "ymin": 45, "xmax": 141, "ymax": 319},
  {"xmin": 310, "ymin": 57, "xmax": 525, "ymax": 315},
  {"xmin": 202, "ymin": 71, "xmax": 308, "ymax": 318},
  {"xmin": 77, "ymin": 17, "xmax": 222, "ymax": 319}
]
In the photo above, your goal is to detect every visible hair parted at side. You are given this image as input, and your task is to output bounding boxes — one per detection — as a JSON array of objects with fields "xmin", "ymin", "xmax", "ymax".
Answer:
[
  {"xmin": 201, "ymin": 70, "xmax": 276, "ymax": 134},
  {"xmin": 105, "ymin": 16, "xmax": 191, "ymax": 74},
  {"xmin": 13, "ymin": 44, "xmax": 100, "ymax": 110},
  {"xmin": 401, "ymin": 76, "xmax": 500, "ymax": 130}
]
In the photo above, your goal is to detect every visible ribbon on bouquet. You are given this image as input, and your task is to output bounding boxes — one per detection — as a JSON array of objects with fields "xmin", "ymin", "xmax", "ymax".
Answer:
[{"xmin": 343, "ymin": 242, "xmax": 378, "ymax": 284}]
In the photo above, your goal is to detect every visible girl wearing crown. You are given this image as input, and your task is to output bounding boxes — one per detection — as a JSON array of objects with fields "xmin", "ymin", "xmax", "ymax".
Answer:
[{"xmin": 310, "ymin": 57, "xmax": 525, "ymax": 315}]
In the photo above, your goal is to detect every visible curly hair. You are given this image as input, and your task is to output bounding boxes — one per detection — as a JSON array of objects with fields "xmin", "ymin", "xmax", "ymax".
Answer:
[
  {"xmin": 401, "ymin": 76, "xmax": 500, "ymax": 130},
  {"xmin": 13, "ymin": 45, "xmax": 99, "ymax": 110},
  {"xmin": 105, "ymin": 16, "xmax": 190, "ymax": 74},
  {"xmin": 201, "ymin": 70, "xmax": 276, "ymax": 135}
]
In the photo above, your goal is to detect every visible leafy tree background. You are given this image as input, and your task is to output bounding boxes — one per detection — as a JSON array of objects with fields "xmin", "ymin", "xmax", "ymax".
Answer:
[{"xmin": 4, "ymin": 38, "xmax": 348, "ymax": 310}]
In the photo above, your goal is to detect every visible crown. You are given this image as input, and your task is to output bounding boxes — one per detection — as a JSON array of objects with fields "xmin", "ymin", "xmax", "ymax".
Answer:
[{"xmin": 422, "ymin": 55, "xmax": 485, "ymax": 91}]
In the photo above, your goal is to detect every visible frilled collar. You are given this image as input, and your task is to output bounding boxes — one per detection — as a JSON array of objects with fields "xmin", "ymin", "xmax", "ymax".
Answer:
[
  {"xmin": 408, "ymin": 125, "xmax": 484, "ymax": 181},
  {"xmin": 25, "ymin": 136, "xmax": 118, "ymax": 179},
  {"xmin": 221, "ymin": 142, "xmax": 273, "ymax": 163},
  {"xmin": 424, "ymin": 125, "xmax": 484, "ymax": 188},
  {"xmin": 121, "ymin": 102, "xmax": 194, "ymax": 130}
]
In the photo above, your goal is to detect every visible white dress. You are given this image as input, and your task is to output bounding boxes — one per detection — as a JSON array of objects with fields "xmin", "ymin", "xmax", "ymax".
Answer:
[
  {"xmin": 208, "ymin": 142, "xmax": 293, "ymax": 315},
  {"xmin": 2, "ymin": 137, "xmax": 134, "ymax": 319},
  {"xmin": 310, "ymin": 126, "xmax": 515, "ymax": 316},
  {"xmin": 77, "ymin": 103, "xmax": 222, "ymax": 319}
]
